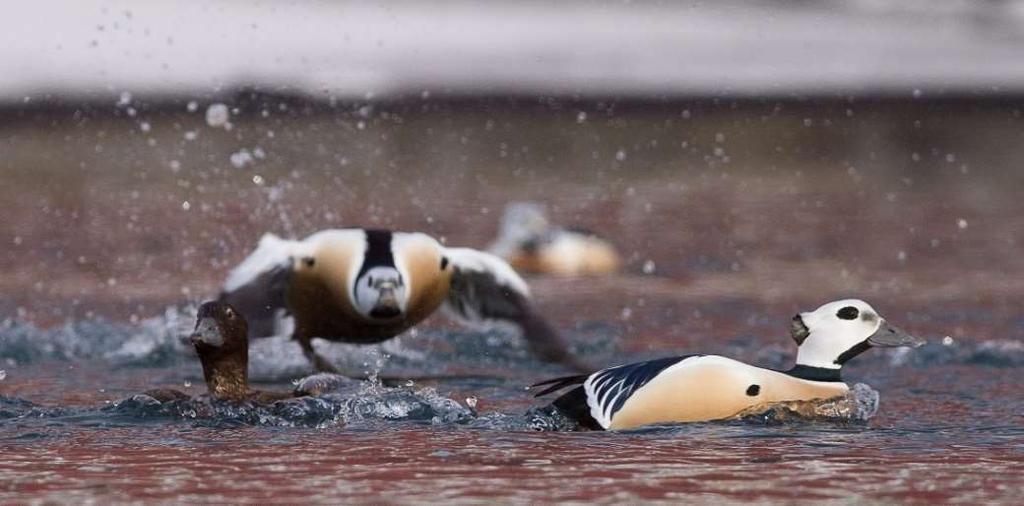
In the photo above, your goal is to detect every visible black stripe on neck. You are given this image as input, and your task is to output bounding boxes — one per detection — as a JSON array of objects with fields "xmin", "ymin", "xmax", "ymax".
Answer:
[
  {"xmin": 357, "ymin": 229, "xmax": 396, "ymax": 278},
  {"xmin": 834, "ymin": 339, "xmax": 871, "ymax": 366},
  {"xmin": 786, "ymin": 365, "xmax": 843, "ymax": 382}
]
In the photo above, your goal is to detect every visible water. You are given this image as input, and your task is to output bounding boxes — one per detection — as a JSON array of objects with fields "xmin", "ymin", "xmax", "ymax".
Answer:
[
  {"xmin": 1, "ymin": 98, "xmax": 1023, "ymax": 502},
  {"xmin": 1, "ymin": 308, "xmax": 1021, "ymax": 502}
]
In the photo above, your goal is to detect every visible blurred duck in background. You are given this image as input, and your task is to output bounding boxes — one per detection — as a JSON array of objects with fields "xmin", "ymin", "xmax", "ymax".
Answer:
[{"xmin": 489, "ymin": 203, "xmax": 621, "ymax": 277}]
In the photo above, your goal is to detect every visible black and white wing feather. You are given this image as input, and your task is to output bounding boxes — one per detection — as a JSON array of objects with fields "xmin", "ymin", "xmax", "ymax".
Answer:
[
  {"xmin": 442, "ymin": 247, "xmax": 587, "ymax": 371},
  {"xmin": 584, "ymin": 355, "xmax": 697, "ymax": 429},
  {"xmin": 219, "ymin": 233, "xmax": 309, "ymax": 338}
]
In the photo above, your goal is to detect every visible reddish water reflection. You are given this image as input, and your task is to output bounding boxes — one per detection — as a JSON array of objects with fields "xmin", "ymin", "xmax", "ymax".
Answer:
[{"xmin": 2, "ymin": 425, "xmax": 1021, "ymax": 503}]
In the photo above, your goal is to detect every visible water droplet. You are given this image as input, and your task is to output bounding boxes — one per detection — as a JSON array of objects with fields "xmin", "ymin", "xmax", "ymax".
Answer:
[
  {"xmin": 0, "ymin": 370, "xmax": 6, "ymax": 381},
  {"xmin": 205, "ymin": 103, "xmax": 230, "ymax": 128},
  {"xmin": 576, "ymin": 111, "xmax": 587, "ymax": 123},
  {"xmin": 642, "ymin": 260, "xmax": 656, "ymax": 274},
  {"xmin": 230, "ymin": 149, "xmax": 254, "ymax": 169},
  {"xmin": 139, "ymin": 121, "xmax": 151, "ymax": 133},
  {"xmin": 186, "ymin": 100, "xmax": 198, "ymax": 113},
  {"xmin": 615, "ymin": 149, "xmax": 627, "ymax": 161},
  {"xmin": 957, "ymin": 218, "xmax": 968, "ymax": 229},
  {"xmin": 942, "ymin": 336, "xmax": 955, "ymax": 346},
  {"xmin": 184, "ymin": 380, "xmax": 192, "ymax": 388},
  {"xmin": 897, "ymin": 250, "xmax": 907, "ymax": 262},
  {"xmin": 182, "ymin": 201, "xmax": 191, "ymax": 211},
  {"xmin": 252, "ymin": 175, "xmax": 265, "ymax": 186}
]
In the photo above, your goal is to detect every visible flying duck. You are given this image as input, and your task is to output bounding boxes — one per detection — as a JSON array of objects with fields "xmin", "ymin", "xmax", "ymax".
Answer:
[
  {"xmin": 489, "ymin": 203, "xmax": 620, "ymax": 277},
  {"xmin": 219, "ymin": 228, "xmax": 584, "ymax": 373},
  {"xmin": 531, "ymin": 299, "xmax": 924, "ymax": 430}
]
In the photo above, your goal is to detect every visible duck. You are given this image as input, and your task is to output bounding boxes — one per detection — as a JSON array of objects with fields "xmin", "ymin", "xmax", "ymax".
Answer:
[
  {"xmin": 143, "ymin": 300, "xmax": 347, "ymax": 403},
  {"xmin": 531, "ymin": 299, "xmax": 924, "ymax": 430},
  {"xmin": 219, "ymin": 228, "xmax": 586, "ymax": 373},
  {"xmin": 488, "ymin": 203, "xmax": 620, "ymax": 277}
]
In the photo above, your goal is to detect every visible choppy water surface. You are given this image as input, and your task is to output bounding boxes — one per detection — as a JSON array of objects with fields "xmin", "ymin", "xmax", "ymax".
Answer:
[
  {"xmin": 1, "ymin": 99, "xmax": 1023, "ymax": 502},
  {"xmin": 1, "ymin": 302, "xmax": 1021, "ymax": 503}
]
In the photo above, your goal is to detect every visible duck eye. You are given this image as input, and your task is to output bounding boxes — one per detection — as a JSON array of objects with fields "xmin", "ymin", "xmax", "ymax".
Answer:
[
  {"xmin": 837, "ymin": 306, "xmax": 859, "ymax": 320},
  {"xmin": 367, "ymin": 276, "xmax": 374, "ymax": 286}
]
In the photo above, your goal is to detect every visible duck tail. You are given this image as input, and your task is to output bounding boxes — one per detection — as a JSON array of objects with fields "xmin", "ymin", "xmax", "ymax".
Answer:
[{"xmin": 529, "ymin": 373, "xmax": 590, "ymax": 397}]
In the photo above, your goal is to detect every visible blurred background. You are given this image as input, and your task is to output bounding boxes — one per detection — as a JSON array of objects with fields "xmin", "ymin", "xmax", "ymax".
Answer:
[{"xmin": 2, "ymin": 0, "xmax": 1023, "ymax": 347}]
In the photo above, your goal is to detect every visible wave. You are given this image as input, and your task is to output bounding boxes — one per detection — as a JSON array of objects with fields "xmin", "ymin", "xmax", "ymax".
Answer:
[
  {"xmin": 3, "ymin": 380, "xmax": 881, "ymax": 431},
  {"xmin": 0, "ymin": 308, "xmax": 621, "ymax": 380},
  {"xmin": 2, "ymin": 379, "xmax": 477, "ymax": 429},
  {"xmin": 887, "ymin": 338, "xmax": 1024, "ymax": 367}
]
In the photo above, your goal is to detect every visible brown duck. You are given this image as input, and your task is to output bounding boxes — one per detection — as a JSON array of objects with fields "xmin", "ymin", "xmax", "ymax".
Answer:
[{"xmin": 145, "ymin": 301, "xmax": 351, "ymax": 403}]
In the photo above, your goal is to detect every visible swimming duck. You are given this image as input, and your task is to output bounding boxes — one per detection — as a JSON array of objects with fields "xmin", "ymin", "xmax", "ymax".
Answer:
[
  {"xmin": 219, "ymin": 228, "xmax": 584, "ymax": 373},
  {"xmin": 144, "ymin": 300, "xmax": 339, "ymax": 403},
  {"xmin": 489, "ymin": 203, "xmax": 620, "ymax": 277},
  {"xmin": 531, "ymin": 299, "xmax": 924, "ymax": 430}
]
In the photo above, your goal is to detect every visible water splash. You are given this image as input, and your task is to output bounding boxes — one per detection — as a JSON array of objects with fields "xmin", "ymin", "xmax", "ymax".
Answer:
[
  {"xmin": 1, "ymin": 380, "xmax": 475, "ymax": 430},
  {"xmin": 0, "ymin": 310, "xmax": 620, "ymax": 380},
  {"xmin": 102, "ymin": 378, "xmax": 479, "ymax": 428},
  {"xmin": 735, "ymin": 383, "xmax": 879, "ymax": 424},
  {"xmin": 0, "ymin": 306, "xmax": 195, "ymax": 367}
]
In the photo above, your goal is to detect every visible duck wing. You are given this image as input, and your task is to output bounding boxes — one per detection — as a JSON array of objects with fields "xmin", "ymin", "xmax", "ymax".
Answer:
[
  {"xmin": 219, "ymin": 233, "xmax": 308, "ymax": 338},
  {"xmin": 581, "ymin": 355, "xmax": 699, "ymax": 429},
  {"xmin": 441, "ymin": 247, "xmax": 588, "ymax": 371}
]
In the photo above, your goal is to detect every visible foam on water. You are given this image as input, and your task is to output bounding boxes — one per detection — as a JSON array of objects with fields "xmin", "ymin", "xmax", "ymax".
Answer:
[{"xmin": 1, "ymin": 379, "xmax": 476, "ymax": 430}]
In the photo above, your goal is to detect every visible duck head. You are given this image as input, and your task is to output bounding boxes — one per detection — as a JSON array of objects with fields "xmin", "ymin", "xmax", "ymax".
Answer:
[
  {"xmin": 790, "ymin": 299, "xmax": 924, "ymax": 377},
  {"xmin": 189, "ymin": 301, "xmax": 249, "ymax": 399},
  {"xmin": 353, "ymin": 266, "xmax": 408, "ymax": 321}
]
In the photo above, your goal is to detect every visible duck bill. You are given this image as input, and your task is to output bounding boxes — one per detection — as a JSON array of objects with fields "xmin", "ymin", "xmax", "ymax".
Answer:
[
  {"xmin": 369, "ymin": 290, "xmax": 401, "ymax": 319},
  {"xmin": 867, "ymin": 320, "xmax": 924, "ymax": 348}
]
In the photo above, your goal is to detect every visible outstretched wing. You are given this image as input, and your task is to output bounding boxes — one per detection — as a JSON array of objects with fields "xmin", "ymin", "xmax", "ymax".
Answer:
[
  {"xmin": 442, "ymin": 247, "xmax": 588, "ymax": 371},
  {"xmin": 219, "ymin": 233, "xmax": 307, "ymax": 338},
  {"xmin": 582, "ymin": 355, "xmax": 697, "ymax": 429}
]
